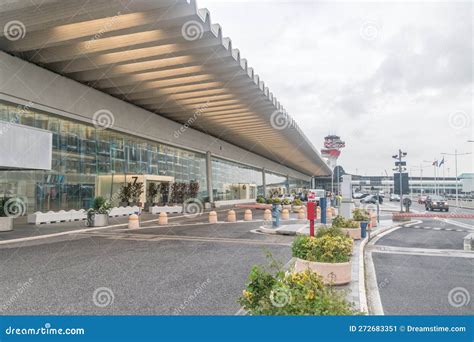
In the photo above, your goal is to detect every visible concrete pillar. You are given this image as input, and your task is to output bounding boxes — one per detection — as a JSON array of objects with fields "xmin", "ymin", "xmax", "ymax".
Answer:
[
  {"xmin": 206, "ymin": 151, "xmax": 213, "ymax": 204},
  {"xmin": 262, "ymin": 168, "xmax": 267, "ymax": 198}
]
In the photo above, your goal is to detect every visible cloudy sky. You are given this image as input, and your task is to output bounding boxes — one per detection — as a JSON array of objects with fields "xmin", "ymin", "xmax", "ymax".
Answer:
[{"xmin": 198, "ymin": 0, "xmax": 473, "ymax": 177}]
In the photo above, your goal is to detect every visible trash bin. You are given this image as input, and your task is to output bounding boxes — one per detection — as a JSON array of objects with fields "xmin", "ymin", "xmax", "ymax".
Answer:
[{"xmin": 360, "ymin": 221, "xmax": 368, "ymax": 238}]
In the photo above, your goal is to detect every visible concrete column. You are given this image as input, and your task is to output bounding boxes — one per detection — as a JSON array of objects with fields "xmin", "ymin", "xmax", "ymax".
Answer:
[
  {"xmin": 206, "ymin": 151, "xmax": 213, "ymax": 203},
  {"xmin": 262, "ymin": 168, "xmax": 266, "ymax": 197}
]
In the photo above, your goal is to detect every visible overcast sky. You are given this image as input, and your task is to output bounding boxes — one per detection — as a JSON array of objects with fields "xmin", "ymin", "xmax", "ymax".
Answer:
[{"xmin": 198, "ymin": 0, "xmax": 473, "ymax": 177}]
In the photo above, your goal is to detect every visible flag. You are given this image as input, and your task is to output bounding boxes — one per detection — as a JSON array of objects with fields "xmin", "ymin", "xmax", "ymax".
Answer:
[
  {"xmin": 432, "ymin": 160, "xmax": 438, "ymax": 167},
  {"xmin": 438, "ymin": 157, "xmax": 445, "ymax": 167}
]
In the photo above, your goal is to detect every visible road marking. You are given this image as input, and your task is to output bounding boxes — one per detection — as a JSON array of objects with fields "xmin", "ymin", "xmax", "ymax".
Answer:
[
  {"xmin": 368, "ymin": 245, "xmax": 474, "ymax": 258},
  {"xmin": 433, "ymin": 228, "xmax": 441, "ymax": 231},
  {"xmin": 78, "ymin": 232, "xmax": 291, "ymax": 247}
]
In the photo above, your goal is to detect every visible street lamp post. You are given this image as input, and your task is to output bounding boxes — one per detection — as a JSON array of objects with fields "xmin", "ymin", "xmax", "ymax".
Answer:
[
  {"xmin": 393, "ymin": 149, "xmax": 407, "ymax": 213},
  {"xmin": 441, "ymin": 150, "xmax": 472, "ymax": 206}
]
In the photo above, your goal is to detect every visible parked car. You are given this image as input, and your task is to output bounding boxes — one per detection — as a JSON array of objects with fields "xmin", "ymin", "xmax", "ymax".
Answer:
[
  {"xmin": 361, "ymin": 195, "xmax": 383, "ymax": 204},
  {"xmin": 425, "ymin": 195, "xmax": 449, "ymax": 212},
  {"xmin": 418, "ymin": 195, "xmax": 427, "ymax": 204},
  {"xmin": 389, "ymin": 194, "xmax": 400, "ymax": 202}
]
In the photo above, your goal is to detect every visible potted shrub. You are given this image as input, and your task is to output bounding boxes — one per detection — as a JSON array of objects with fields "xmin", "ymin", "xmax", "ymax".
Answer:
[
  {"xmin": 238, "ymin": 257, "xmax": 356, "ymax": 315},
  {"xmin": 145, "ymin": 182, "xmax": 159, "ymax": 211},
  {"xmin": 119, "ymin": 183, "xmax": 132, "ymax": 206},
  {"xmin": 316, "ymin": 226, "xmax": 354, "ymax": 255},
  {"xmin": 87, "ymin": 196, "xmax": 111, "ymax": 227},
  {"xmin": 353, "ymin": 208, "xmax": 370, "ymax": 237},
  {"xmin": 292, "ymin": 234, "xmax": 353, "ymax": 285},
  {"xmin": 256, "ymin": 196, "xmax": 266, "ymax": 204},
  {"xmin": 292, "ymin": 198, "xmax": 302, "ymax": 212},
  {"xmin": 0, "ymin": 197, "xmax": 14, "ymax": 232},
  {"xmin": 130, "ymin": 182, "xmax": 144, "ymax": 207},
  {"xmin": 159, "ymin": 182, "xmax": 169, "ymax": 205},
  {"xmin": 282, "ymin": 198, "xmax": 292, "ymax": 210},
  {"xmin": 331, "ymin": 215, "xmax": 361, "ymax": 240}
]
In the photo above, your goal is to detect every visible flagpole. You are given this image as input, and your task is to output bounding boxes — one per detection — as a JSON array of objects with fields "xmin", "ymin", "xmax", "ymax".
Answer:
[{"xmin": 442, "ymin": 162, "xmax": 445, "ymax": 196}]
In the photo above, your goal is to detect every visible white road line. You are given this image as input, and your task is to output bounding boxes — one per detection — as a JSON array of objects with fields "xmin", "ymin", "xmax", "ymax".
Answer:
[
  {"xmin": 369, "ymin": 245, "xmax": 474, "ymax": 258},
  {"xmin": 433, "ymin": 228, "xmax": 441, "ymax": 231}
]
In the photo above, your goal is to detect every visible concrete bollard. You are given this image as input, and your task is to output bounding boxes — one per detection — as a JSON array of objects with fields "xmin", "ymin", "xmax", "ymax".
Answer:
[
  {"xmin": 244, "ymin": 209, "xmax": 252, "ymax": 221},
  {"xmin": 281, "ymin": 208, "xmax": 290, "ymax": 220},
  {"xmin": 128, "ymin": 213, "xmax": 140, "ymax": 229},
  {"xmin": 263, "ymin": 209, "xmax": 272, "ymax": 221},
  {"xmin": 208, "ymin": 211, "xmax": 217, "ymax": 224},
  {"xmin": 227, "ymin": 210, "xmax": 236, "ymax": 222},
  {"xmin": 297, "ymin": 208, "xmax": 305, "ymax": 219},
  {"xmin": 158, "ymin": 212, "xmax": 168, "ymax": 225}
]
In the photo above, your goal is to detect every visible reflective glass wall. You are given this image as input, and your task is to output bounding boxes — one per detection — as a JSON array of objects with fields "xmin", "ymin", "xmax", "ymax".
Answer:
[
  {"xmin": 288, "ymin": 176, "xmax": 310, "ymax": 194},
  {"xmin": 211, "ymin": 158, "xmax": 264, "ymax": 201},
  {"xmin": 0, "ymin": 102, "xmax": 207, "ymax": 213},
  {"xmin": 265, "ymin": 171, "xmax": 288, "ymax": 197}
]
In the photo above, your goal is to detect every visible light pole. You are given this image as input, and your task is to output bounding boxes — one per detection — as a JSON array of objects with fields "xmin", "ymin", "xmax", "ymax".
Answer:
[
  {"xmin": 441, "ymin": 150, "xmax": 472, "ymax": 206},
  {"xmin": 393, "ymin": 149, "xmax": 407, "ymax": 212}
]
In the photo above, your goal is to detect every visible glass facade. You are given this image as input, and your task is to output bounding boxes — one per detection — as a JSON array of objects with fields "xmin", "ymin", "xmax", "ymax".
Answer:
[
  {"xmin": 0, "ymin": 101, "xmax": 312, "ymax": 212},
  {"xmin": 288, "ymin": 176, "xmax": 310, "ymax": 194},
  {"xmin": 211, "ymin": 158, "xmax": 264, "ymax": 201},
  {"xmin": 0, "ymin": 102, "xmax": 207, "ymax": 213},
  {"xmin": 265, "ymin": 171, "xmax": 288, "ymax": 197}
]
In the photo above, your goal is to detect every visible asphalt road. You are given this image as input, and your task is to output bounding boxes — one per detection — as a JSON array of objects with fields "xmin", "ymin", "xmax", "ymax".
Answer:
[
  {"xmin": 0, "ymin": 221, "xmax": 293, "ymax": 315},
  {"xmin": 370, "ymin": 218, "xmax": 473, "ymax": 315}
]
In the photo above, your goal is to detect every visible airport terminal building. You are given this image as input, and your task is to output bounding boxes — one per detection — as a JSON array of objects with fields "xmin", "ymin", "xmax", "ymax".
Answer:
[{"xmin": 0, "ymin": 0, "xmax": 330, "ymax": 213}]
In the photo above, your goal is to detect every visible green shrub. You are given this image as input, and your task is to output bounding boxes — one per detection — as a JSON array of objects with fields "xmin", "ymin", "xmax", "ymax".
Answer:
[
  {"xmin": 272, "ymin": 197, "xmax": 281, "ymax": 204},
  {"xmin": 292, "ymin": 235, "xmax": 352, "ymax": 263},
  {"xmin": 331, "ymin": 215, "xmax": 359, "ymax": 229},
  {"xmin": 315, "ymin": 226, "xmax": 345, "ymax": 238},
  {"xmin": 256, "ymin": 196, "xmax": 266, "ymax": 204},
  {"xmin": 282, "ymin": 198, "xmax": 291, "ymax": 205},
  {"xmin": 293, "ymin": 198, "xmax": 302, "ymax": 206},
  {"xmin": 353, "ymin": 208, "xmax": 370, "ymax": 221},
  {"xmin": 90, "ymin": 196, "xmax": 111, "ymax": 214},
  {"xmin": 238, "ymin": 261, "xmax": 356, "ymax": 315}
]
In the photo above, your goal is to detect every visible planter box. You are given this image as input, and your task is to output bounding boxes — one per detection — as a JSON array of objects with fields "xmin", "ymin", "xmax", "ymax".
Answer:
[
  {"xmin": 294, "ymin": 258, "xmax": 352, "ymax": 285},
  {"xmin": 91, "ymin": 214, "xmax": 108, "ymax": 227},
  {"xmin": 150, "ymin": 205, "xmax": 183, "ymax": 214},
  {"xmin": 282, "ymin": 204, "xmax": 292, "ymax": 210},
  {"xmin": 340, "ymin": 227, "xmax": 361, "ymax": 240},
  {"xmin": 292, "ymin": 205, "xmax": 302, "ymax": 213},
  {"xmin": 0, "ymin": 217, "xmax": 13, "ymax": 232}
]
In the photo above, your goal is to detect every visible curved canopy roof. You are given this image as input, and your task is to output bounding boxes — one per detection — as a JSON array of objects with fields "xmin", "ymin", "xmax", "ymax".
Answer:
[{"xmin": 0, "ymin": 0, "xmax": 330, "ymax": 176}]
